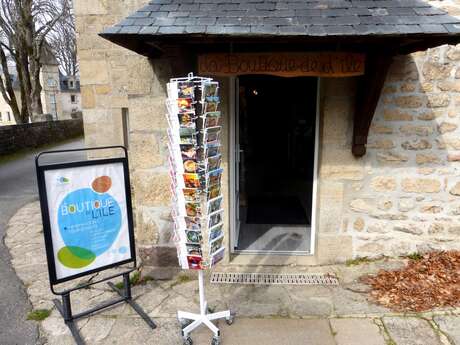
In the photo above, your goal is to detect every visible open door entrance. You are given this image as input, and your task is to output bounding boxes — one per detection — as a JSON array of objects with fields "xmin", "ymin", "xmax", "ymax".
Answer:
[{"xmin": 233, "ymin": 75, "xmax": 318, "ymax": 253}]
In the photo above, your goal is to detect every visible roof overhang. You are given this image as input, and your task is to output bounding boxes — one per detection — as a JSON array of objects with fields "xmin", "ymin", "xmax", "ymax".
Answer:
[{"xmin": 100, "ymin": 32, "xmax": 460, "ymax": 58}]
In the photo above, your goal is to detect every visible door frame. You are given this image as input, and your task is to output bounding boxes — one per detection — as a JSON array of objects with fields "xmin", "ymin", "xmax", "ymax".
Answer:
[{"xmin": 229, "ymin": 77, "xmax": 321, "ymax": 255}]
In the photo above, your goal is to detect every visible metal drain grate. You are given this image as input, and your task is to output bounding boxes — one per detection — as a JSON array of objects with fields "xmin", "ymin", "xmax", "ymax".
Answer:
[{"xmin": 210, "ymin": 272, "xmax": 339, "ymax": 286}]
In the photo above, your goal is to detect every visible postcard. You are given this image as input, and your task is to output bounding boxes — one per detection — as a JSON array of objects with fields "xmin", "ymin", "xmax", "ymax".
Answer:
[
  {"xmin": 208, "ymin": 210, "xmax": 223, "ymax": 228},
  {"xmin": 185, "ymin": 216, "xmax": 201, "ymax": 230},
  {"xmin": 178, "ymin": 98, "xmax": 193, "ymax": 113},
  {"xmin": 205, "ymin": 142, "xmax": 220, "ymax": 158},
  {"xmin": 207, "ymin": 168, "xmax": 223, "ymax": 187},
  {"xmin": 209, "ymin": 223, "xmax": 223, "ymax": 242},
  {"xmin": 185, "ymin": 202, "xmax": 201, "ymax": 217},
  {"xmin": 186, "ymin": 230, "xmax": 202, "ymax": 244},
  {"xmin": 207, "ymin": 184, "xmax": 221, "ymax": 200},
  {"xmin": 178, "ymin": 112, "xmax": 195, "ymax": 128},
  {"xmin": 183, "ymin": 188, "xmax": 199, "ymax": 202},
  {"xmin": 179, "ymin": 127, "xmax": 196, "ymax": 145},
  {"xmin": 183, "ymin": 159, "xmax": 197, "ymax": 173},
  {"xmin": 205, "ymin": 96, "xmax": 220, "ymax": 103},
  {"xmin": 178, "ymin": 81, "xmax": 195, "ymax": 99},
  {"xmin": 204, "ymin": 101, "xmax": 219, "ymax": 113},
  {"xmin": 207, "ymin": 154, "xmax": 221, "ymax": 171},
  {"xmin": 186, "ymin": 244, "xmax": 202, "ymax": 256},
  {"xmin": 187, "ymin": 255, "xmax": 203, "ymax": 270},
  {"xmin": 203, "ymin": 82, "xmax": 219, "ymax": 98},
  {"xmin": 210, "ymin": 236, "xmax": 224, "ymax": 254},
  {"xmin": 180, "ymin": 136, "xmax": 196, "ymax": 146},
  {"xmin": 180, "ymin": 144, "xmax": 197, "ymax": 161},
  {"xmin": 207, "ymin": 196, "xmax": 223, "ymax": 214},
  {"xmin": 183, "ymin": 173, "xmax": 200, "ymax": 188},
  {"xmin": 204, "ymin": 126, "xmax": 221, "ymax": 143},
  {"xmin": 211, "ymin": 248, "xmax": 225, "ymax": 266},
  {"xmin": 204, "ymin": 111, "xmax": 221, "ymax": 128}
]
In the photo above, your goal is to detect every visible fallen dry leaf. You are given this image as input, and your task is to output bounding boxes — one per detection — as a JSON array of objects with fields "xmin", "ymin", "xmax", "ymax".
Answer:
[{"xmin": 360, "ymin": 251, "xmax": 460, "ymax": 312}]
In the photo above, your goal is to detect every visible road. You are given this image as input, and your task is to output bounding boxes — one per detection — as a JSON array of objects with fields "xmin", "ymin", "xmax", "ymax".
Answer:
[{"xmin": 0, "ymin": 138, "xmax": 85, "ymax": 345}]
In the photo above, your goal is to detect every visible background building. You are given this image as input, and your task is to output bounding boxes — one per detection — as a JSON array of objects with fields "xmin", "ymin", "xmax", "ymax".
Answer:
[{"xmin": 0, "ymin": 48, "xmax": 81, "ymax": 125}]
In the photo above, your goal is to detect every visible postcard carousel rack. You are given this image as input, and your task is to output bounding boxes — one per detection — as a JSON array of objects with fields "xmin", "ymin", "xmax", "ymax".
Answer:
[{"xmin": 166, "ymin": 73, "xmax": 234, "ymax": 345}]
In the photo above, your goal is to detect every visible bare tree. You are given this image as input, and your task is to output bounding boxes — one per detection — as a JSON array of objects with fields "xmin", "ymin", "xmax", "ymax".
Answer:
[
  {"xmin": 48, "ymin": 0, "xmax": 77, "ymax": 76},
  {"xmin": 0, "ymin": 0, "xmax": 68, "ymax": 123}
]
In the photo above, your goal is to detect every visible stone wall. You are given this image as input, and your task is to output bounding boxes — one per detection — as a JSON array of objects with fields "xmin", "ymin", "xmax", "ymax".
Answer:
[
  {"xmin": 0, "ymin": 119, "xmax": 83, "ymax": 155},
  {"xmin": 75, "ymin": 0, "xmax": 182, "ymax": 273},
  {"xmin": 75, "ymin": 0, "xmax": 460, "ymax": 267},
  {"xmin": 341, "ymin": 46, "xmax": 460, "ymax": 259}
]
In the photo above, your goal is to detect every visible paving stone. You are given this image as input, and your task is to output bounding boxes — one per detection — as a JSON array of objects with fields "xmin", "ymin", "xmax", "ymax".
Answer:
[
  {"xmin": 332, "ymin": 289, "xmax": 391, "ymax": 315},
  {"xmin": 434, "ymin": 315, "xmax": 460, "ymax": 344},
  {"xmin": 330, "ymin": 318, "xmax": 386, "ymax": 345},
  {"xmin": 383, "ymin": 317, "xmax": 443, "ymax": 345},
  {"xmin": 6, "ymin": 202, "xmax": 460, "ymax": 345},
  {"xmin": 194, "ymin": 318, "xmax": 336, "ymax": 345}
]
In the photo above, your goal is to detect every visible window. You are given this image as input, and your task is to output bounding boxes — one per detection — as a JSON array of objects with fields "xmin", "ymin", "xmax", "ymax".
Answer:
[
  {"xmin": 71, "ymin": 95, "xmax": 76, "ymax": 103},
  {"xmin": 47, "ymin": 78, "xmax": 56, "ymax": 87},
  {"xmin": 0, "ymin": 111, "xmax": 2, "ymax": 121},
  {"xmin": 69, "ymin": 80, "xmax": 74, "ymax": 88},
  {"xmin": 7, "ymin": 111, "xmax": 11, "ymax": 122}
]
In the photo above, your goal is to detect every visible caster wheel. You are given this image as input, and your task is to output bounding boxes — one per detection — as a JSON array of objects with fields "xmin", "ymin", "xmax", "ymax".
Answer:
[
  {"xmin": 183, "ymin": 336, "xmax": 193, "ymax": 345},
  {"xmin": 211, "ymin": 336, "xmax": 220, "ymax": 345},
  {"xmin": 179, "ymin": 318, "xmax": 192, "ymax": 329},
  {"xmin": 226, "ymin": 311, "xmax": 235, "ymax": 325}
]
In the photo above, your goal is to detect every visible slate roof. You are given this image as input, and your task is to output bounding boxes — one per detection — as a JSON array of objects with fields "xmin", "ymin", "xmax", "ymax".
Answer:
[{"xmin": 101, "ymin": 0, "xmax": 460, "ymax": 37}]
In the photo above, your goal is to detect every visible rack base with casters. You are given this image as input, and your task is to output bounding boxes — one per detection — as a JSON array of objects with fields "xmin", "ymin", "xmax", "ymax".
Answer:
[{"xmin": 177, "ymin": 270, "xmax": 234, "ymax": 345}]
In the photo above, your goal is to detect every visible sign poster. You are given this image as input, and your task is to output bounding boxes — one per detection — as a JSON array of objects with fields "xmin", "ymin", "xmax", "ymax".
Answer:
[
  {"xmin": 43, "ymin": 162, "xmax": 133, "ymax": 282},
  {"xmin": 166, "ymin": 74, "xmax": 225, "ymax": 270}
]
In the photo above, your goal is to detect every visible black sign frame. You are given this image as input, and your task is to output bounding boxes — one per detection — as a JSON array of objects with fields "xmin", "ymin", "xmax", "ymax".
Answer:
[
  {"xmin": 35, "ymin": 146, "xmax": 156, "ymax": 345},
  {"xmin": 36, "ymin": 147, "xmax": 136, "ymax": 286}
]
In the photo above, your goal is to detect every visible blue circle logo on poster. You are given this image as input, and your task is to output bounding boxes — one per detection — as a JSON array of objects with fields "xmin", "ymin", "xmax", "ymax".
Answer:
[{"xmin": 57, "ymin": 176, "xmax": 122, "ymax": 269}]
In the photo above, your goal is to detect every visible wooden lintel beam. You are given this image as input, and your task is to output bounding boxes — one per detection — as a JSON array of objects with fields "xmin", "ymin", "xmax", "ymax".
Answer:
[{"xmin": 352, "ymin": 53, "xmax": 393, "ymax": 157}]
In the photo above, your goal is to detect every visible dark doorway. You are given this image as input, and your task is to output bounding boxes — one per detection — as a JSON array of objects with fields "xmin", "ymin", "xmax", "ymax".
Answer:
[{"xmin": 236, "ymin": 75, "xmax": 317, "ymax": 252}]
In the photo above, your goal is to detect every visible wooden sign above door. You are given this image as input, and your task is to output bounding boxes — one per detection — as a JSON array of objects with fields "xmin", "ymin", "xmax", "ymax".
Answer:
[{"xmin": 198, "ymin": 52, "xmax": 365, "ymax": 78}]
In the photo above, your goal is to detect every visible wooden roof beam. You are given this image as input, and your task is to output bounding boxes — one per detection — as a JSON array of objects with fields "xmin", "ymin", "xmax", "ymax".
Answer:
[{"xmin": 352, "ymin": 53, "xmax": 393, "ymax": 157}]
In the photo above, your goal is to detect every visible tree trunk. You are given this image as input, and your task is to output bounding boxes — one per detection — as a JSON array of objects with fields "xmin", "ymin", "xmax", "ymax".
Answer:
[{"xmin": 0, "ymin": 47, "xmax": 22, "ymax": 123}]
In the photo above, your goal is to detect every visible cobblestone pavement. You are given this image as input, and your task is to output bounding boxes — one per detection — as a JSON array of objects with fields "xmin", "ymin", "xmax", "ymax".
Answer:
[{"xmin": 6, "ymin": 202, "xmax": 460, "ymax": 345}]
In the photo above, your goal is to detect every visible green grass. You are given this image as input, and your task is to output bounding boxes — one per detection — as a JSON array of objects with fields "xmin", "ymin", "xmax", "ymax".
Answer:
[
  {"xmin": 345, "ymin": 256, "xmax": 373, "ymax": 267},
  {"xmin": 406, "ymin": 252, "xmax": 423, "ymax": 261},
  {"xmin": 169, "ymin": 273, "xmax": 196, "ymax": 288},
  {"xmin": 27, "ymin": 309, "xmax": 51, "ymax": 321},
  {"xmin": 114, "ymin": 271, "xmax": 154, "ymax": 290}
]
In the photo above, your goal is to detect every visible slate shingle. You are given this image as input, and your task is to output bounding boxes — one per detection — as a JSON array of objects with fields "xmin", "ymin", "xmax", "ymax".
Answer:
[{"xmin": 102, "ymin": 0, "xmax": 460, "ymax": 37}]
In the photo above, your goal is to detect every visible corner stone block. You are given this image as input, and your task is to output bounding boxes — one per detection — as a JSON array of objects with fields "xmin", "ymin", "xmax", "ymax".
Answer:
[
  {"xmin": 317, "ymin": 235, "xmax": 353, "ymax": 264},
  {"xmin": 81, "ymin": 86, "xmax": 96, "ymax": 109},
  {"xmin": 129, "ymin": 96, "xmax": 168, "ymax": 131},
  {"xmin": 74, "ymin": 0, "xmax": 108, "ymax": 15},
  {"xmin": 317, "ymin": 181, "xmax": 344, "ymax": 234},
  {"xmin": 320, "ymin": 147, "xmax": 364, "ymax": 181},
  {"xmin": 132, "ymin": 171, "xmax": 171, "ymax": 207},
  {"xmin": 129, "ymin": 132, "xmax": 164, "ymax": 169},
  {"xmin": 138, "ymin": 245, "xmax": 179, "ymax": 272},
  {"xmin": 80, "ymin": 60, "xmax": 109, "ymax": 85}
]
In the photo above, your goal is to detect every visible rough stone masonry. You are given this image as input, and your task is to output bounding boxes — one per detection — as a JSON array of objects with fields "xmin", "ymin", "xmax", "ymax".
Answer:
[{"xmin": 75, "ymin": 0, "xmax": 460, "ymax": 269}]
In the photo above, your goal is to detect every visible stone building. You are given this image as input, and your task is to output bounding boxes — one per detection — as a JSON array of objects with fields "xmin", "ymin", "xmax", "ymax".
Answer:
[
  {"xmin": 0, "ymin": 47, "xmax": 81, "ymax": 125},
  {"xmin": 75, "ymin": 0, "xmax": 460, "ymax": 272}
]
